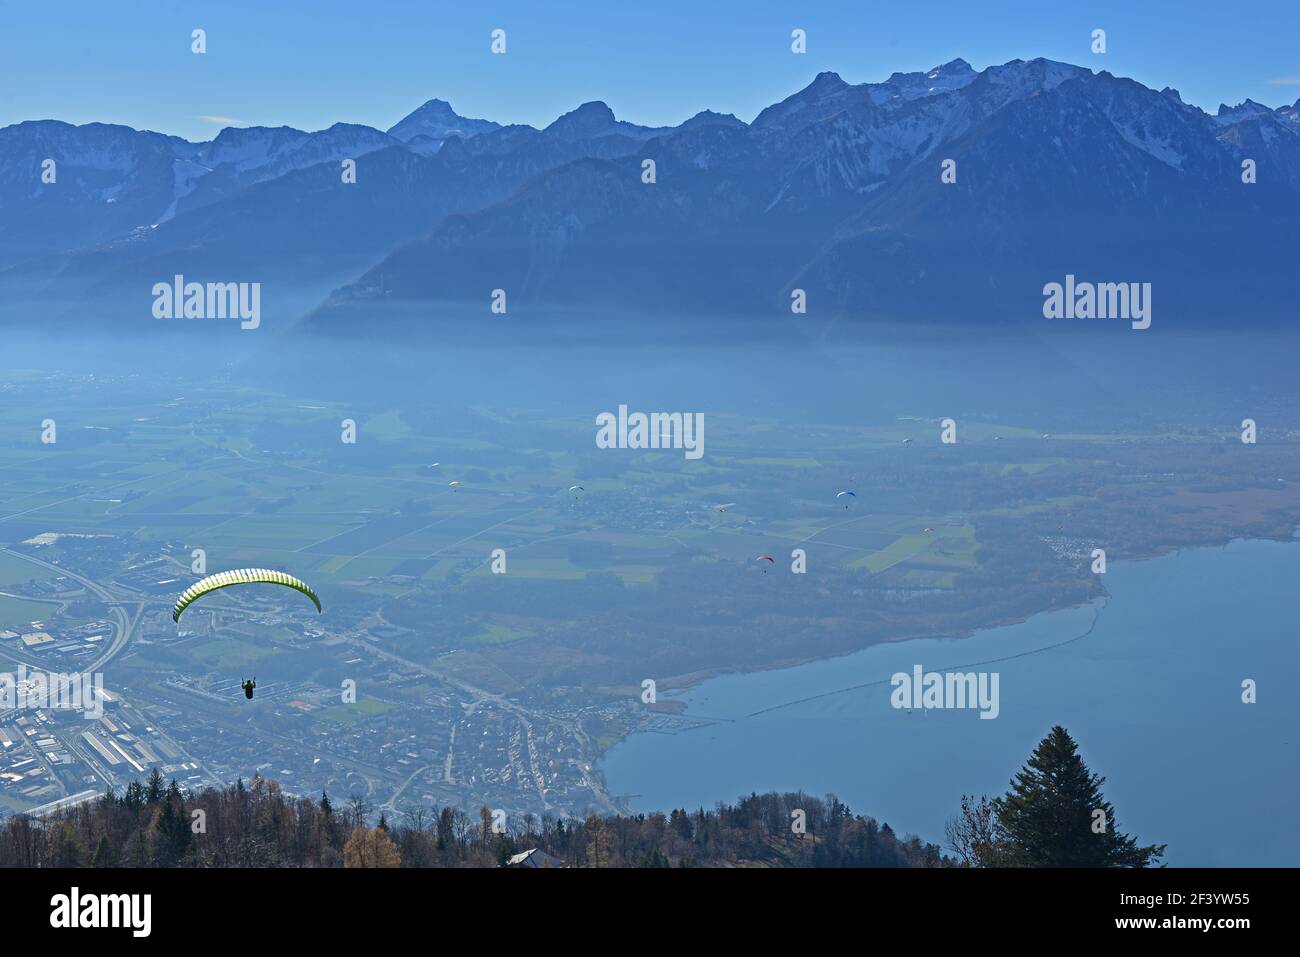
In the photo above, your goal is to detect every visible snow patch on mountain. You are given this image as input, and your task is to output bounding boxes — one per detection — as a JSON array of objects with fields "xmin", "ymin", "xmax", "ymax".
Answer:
[
  {"xmin": 867, "ymin": 58, "xmax": 978, "ymax": 106},
  {"xmin": 160, "ymin": 156, "xmax": 215, "ymax": 222}
]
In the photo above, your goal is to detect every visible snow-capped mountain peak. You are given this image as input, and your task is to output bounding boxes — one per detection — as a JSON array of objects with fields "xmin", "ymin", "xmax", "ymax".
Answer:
[{"xmin": 870, "ymin": 58, "xmax": 978, "ymax": 105}]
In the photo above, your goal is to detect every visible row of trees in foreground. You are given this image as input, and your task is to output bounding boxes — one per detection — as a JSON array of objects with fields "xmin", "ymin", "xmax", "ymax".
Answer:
[{"xmin": 0, "ymin": 726, "xmax": 1163, "ymax": 867}]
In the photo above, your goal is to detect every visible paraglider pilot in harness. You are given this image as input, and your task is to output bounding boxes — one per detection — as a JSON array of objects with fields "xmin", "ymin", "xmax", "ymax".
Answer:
[{"xmin": 168, "ymin": 569, "xmax": 323, "ymax": 704}]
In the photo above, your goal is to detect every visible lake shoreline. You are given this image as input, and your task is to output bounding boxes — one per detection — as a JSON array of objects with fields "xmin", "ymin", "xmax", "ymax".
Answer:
[
  {"xmin": 597, "ymin": 533, "xmax": 1300, "ymax": 865},
  {"xmin": 595, "ymin": 525, "xmax": 1299, "ymax": 756}
]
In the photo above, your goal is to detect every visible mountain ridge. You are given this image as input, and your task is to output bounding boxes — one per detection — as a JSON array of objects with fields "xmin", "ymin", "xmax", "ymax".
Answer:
[{"xmin": 1, "ymin": 57, "xmax": 1296, "ymax": 327}]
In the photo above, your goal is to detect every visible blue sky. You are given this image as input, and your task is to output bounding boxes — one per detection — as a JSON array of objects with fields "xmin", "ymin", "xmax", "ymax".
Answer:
[{"xmin": 3, "ymin": 0, "xmax": 1298, "ymax": 140}]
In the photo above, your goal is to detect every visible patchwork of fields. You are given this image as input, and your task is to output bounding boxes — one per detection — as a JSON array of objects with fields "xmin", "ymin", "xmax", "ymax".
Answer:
[{"xmin": 0, "ymin": 380, "xmax": 995, "ymax": 601}]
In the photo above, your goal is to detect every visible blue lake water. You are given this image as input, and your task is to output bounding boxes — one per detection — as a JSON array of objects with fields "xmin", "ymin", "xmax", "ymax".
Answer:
[{"xmin": 601, "ymin": 538, "xmax": 1300, "ymax": 865}]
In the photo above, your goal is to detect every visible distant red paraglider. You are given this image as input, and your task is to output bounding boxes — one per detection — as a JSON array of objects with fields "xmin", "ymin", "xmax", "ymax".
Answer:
[{"xmin": 755, "ymin": 554, "xmax": 775, "ymax": 573}]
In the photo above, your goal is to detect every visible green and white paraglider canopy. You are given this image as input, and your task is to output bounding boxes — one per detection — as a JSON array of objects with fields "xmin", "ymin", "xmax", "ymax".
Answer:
[{"xmin": 172, "ymin": 568, "xmax": 322, "ymax": 623}]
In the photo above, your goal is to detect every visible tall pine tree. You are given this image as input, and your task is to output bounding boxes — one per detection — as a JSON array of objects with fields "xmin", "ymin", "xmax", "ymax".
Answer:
[{"xmin": 994, "ymin": 726, "xmax": 1164, "ymax": 867}]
